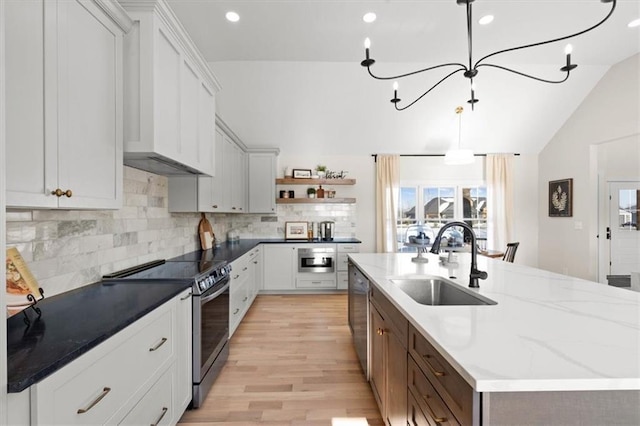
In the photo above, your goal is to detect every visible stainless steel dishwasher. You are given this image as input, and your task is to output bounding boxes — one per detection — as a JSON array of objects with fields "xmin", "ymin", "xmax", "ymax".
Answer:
[{"xmin": 348, "ymin": 260, "xmax": 369, "ymax": 377}]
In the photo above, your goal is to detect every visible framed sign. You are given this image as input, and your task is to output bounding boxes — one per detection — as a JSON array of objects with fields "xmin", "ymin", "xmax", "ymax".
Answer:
[
  {"xmin": 285, "ymin": 221, "xmax": 309, "ymax": 239},
  {"xmin": 292, "ymin": 169, "xmax": 312, "ymax": 178},
  {"xmin": 549, "ymin": 178, "xmax": 573, "ymax": 217}
]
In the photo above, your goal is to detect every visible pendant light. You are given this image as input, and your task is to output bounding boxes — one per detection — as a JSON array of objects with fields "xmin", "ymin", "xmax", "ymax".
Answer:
[{"xmin": 444, "ymin": 106, "xmax": 475, "ymax": 165}]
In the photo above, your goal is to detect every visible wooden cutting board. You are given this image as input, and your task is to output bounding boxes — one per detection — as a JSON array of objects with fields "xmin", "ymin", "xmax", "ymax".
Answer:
[{"xmin": 198, "ymin": 213, "xmax": 215, "ymax": 250}]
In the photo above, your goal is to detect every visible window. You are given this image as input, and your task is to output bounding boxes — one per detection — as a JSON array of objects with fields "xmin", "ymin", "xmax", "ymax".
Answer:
[{"xmin": 397, "ymin": 184, "xmax": 487, "ymax": 251}]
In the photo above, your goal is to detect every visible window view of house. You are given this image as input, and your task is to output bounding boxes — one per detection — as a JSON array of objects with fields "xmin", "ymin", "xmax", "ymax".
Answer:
[
  {"xmin": 397, "ymin": 184, "xmax": 487, "ymax": 251},
  {"xmin": 618, "ymin": 189, "xmax": 639, "ymax": 230}
]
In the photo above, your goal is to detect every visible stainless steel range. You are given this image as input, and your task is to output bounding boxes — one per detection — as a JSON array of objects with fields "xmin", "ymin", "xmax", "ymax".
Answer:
[{"xmin": 103, "ymin": 257, "xmax": 231, "ymax": 408}]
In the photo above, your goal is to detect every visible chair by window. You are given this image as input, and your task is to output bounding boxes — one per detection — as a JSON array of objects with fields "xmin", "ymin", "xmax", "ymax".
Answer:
[{"xmin": 502, "ymin": 242, "xmax": 519, "ymax": 263}]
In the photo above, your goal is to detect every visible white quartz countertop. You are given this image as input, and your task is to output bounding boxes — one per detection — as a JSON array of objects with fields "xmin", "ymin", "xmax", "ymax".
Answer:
[{"xmin": 349, "ymin": 253, "xmax": 640, "ymax": 393}]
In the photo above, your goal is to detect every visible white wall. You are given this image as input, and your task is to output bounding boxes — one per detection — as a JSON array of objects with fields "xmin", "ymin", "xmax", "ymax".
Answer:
[
  {"xmin": 539, "ymin": 53, "xmax": 640, "ymax": 280},
  {"xmin": 277, "ymin": 154, "xmax": 376, "ymax": 253}
]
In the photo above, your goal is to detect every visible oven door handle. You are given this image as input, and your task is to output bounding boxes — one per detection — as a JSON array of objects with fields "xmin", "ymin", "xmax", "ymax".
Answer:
[{"xmin": 200, "ymin": 280, "xmax": 230, "ymax": 303}]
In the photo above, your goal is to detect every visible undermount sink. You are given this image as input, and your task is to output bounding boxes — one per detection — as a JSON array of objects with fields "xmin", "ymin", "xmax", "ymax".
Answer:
[{"xmin": 390, "ymin": 277, "xmax": 497, "ymax": 306}]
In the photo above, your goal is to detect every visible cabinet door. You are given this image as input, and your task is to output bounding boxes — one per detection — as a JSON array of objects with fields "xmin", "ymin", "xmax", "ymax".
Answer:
[
  {"xmin": 180, "ymin": 58, "xmax": 199, "ymax": 167},
  {"xmin": 5, "ymin": 0, "xmax": 56, "ymax": 208},
  {"xmin": 222, "ymin": 133, "xmax": 235, "ymax": 211},
  {"xmin": 154, "ymin": 23, "xmax": 181, "ymax": 161},
  {"xmin": 174, "ymin": 289, "xmax": 193, "ymax": 416},
  {"xmin": 57, "ymin": 0, "xmax": 123, "ymax": 209},
  {"xmin": 387, "ymin": 328, "xmax": 407, "ymax": 426},
  {"xmin": 369, "ymin": 304, "xmax": 386, "ymax": 416},
  {"xmin": 230, "ymin": 144, "xmax": 246, "ymax": 212},
  {"xmin": 252, "ymin": 247, "xmax": 264, "ymax": 294},
  {"xmin": 263, "ymin": 245, "xmax": 296, "ymax": 291},
  {"xmin": 198, "ymin": 82, "xmax": 215, "ymax": 176},
  {"xmin": 208, "ymin": 127, "xmax": 227, "ymax": 211},
  {"xmin": 248, "ymin": 153, "xmax": 277, "ymax": 214},
  {"xmin": 6, "ymin": 0, "xmax": 123, "ymax": 209}
]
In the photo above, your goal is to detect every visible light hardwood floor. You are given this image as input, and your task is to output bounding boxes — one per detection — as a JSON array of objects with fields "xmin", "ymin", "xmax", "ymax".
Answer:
[{"xmin": 178, "ymin": 294, "xmax": 384, "ymax": 426}]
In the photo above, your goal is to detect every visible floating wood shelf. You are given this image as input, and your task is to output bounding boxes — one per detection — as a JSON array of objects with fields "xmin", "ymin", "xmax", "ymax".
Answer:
[
  {"xmin": 276, "ymin": 198, "xmax": 356, "ymax": 204},
  {"xmin": 276, "ymin": 178, "xmax": 356, "ymax": 185}
]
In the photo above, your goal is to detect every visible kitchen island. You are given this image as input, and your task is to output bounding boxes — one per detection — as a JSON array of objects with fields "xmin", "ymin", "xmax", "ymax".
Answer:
[{"xmin": 349, "ymin": 252, "xmax": 640, "ymax": 425}]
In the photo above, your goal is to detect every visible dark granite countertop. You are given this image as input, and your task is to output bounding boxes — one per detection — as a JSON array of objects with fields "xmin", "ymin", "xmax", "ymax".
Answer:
[
  {"xmin": 168, "ymin": 238, "xmax": 362, "ymax": 263},
  {"xmin": 6, "ymin": 280, "xmax": 190, "ymax": 393}
]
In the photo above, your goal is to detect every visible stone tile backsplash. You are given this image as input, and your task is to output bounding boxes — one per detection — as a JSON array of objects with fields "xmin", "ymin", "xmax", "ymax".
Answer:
[{"xmin": 6, "ymin": 167, "xmax": 357, "ymax": 297}]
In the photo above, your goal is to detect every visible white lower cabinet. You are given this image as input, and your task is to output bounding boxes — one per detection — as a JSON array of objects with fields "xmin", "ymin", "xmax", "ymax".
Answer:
[
  {"xmin": 263, "ymin": 244, "xmax": 297, "ymax": 291},
  {"xmin": 174, "ymin": 289, "xmax": 193, "ymax": 418},
  {"xmin": 262, "ymin": 243, "xmax": 360, "ymax": 292},
  {"xmin": 119, "ymin": 368, "xmax": 174, "ymax": 426},
  {"xmin": 28, "ymin": 291, "xmax": 191, "ymax": 425},
  {"xmin": 337, "ymin": 244, "xmax": 360, "ymax": 290},
  {"xmin": 230, "ymin": 247, "xmax": 261, "ymax": 336}
]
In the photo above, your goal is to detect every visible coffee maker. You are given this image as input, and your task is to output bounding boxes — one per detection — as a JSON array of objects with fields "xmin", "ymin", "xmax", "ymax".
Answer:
[{"xmin": 319, "ymin": 221, "xmax": 335, "ymax": 241}]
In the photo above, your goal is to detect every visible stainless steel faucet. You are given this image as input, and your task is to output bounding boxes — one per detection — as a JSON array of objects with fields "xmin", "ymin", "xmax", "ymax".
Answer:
[{"xmin": 430, "ymin": 221, "xmax": 488, "ymax": 288}]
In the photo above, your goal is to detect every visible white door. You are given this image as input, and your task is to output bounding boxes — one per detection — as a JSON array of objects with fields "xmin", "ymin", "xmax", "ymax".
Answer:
[{"xmin": 608, "ymin": 181, "xmax": 640, "ymax": 276}]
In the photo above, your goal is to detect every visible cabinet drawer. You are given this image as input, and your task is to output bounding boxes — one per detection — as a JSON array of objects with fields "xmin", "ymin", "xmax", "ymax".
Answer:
[
  {"xmin": 408, "ymin": 324, "xmax": 475, "ymax": 425},
  {"xmin": 370, "ymin": 286, "xmax": 408, "ymax": 348},
  {"xmin": 337, "ymin": 244, "xmax": 359, "ymax": 253},
  {"xmin": 33, "ymin": 308, "xmax": 174, "ymax": 425},
  {"xmin": 408, "ymin": 392, "xmax": 430, "ymax": 426},
  {"xmin": 296, "ymin": 278, "xmax": 337, "ymax": 289},
  {"xmin": 408, "ymin": 357, "xmax": 460, "ymax": 426},
  {"xmin": 119, "ymin": 367, "xmax": 173, "ymax": 425}
]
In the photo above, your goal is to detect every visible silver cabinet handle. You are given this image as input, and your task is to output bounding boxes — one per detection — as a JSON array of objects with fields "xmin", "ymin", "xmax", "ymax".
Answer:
[
  {"xmin": 77, "ymin": 387, "xmax": 111, "ymax": 414},
  {"xmin": 242, "ymin": 266, "xmax": 248, "ymax": 271},
  {"xmin": 149, "ymin": 337, "xmax": 167, "ymax": 352},
  {"xmin": 151, "ymin": 407, "xmax": 168, "ymax": 426},
  {"xmin": 180, "ymin": 292, "xmax": 192, "ymax": 301},
  {"xmin": 233, "ymin": 308, "xmax": 239, "ymax": 315},
  {"xmin": 243, "ymin": 296, "xmax": 248, "ymax": 302},
  {"xmin": 253, "ymin": 261, "xmax": 258, "ymax": 264}
]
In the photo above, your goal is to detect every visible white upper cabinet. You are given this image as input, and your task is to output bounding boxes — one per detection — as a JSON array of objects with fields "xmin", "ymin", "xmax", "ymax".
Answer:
[
  {"xmin": 5, "ymin": 0, "xmax": 132, "ymax": 209},
  {"xmin": 248, "ymin": 152, "xmax": 278, "ymax": 214},
  {"xmin": 120, "ymin": 0, "xmax": 220, "ymax": 176}
]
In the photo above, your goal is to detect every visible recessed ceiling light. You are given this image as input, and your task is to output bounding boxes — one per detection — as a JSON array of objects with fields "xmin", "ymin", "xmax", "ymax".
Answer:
[
  {"xmin": 629, "ymin": 18, "xmax": 640, "ymax": 28},
  {"xmin": 478, "ymin": 15, "xmax": 494, "ymax": 25},
  {"xmin": 226, "ymin": 11, "xmax": 240, "ymax": 22},
  {"xmin": 363, "ymin": 12, "xmax": 377, "ymax": 23}
]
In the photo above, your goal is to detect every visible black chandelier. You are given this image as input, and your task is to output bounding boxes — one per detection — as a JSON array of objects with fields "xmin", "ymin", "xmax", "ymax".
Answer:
[{"xmin": 361, "ymin": 0, "xmax": 617, "ymax": 111}]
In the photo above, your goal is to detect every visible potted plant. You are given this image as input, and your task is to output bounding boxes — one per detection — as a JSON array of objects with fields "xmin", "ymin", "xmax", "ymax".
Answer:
[
  {"xmin": 315, "ymin": 165, "xmax": 327, "ymax": 178},
  {"xmin": 307, "ymin": 187, "xmax": 316, "ymax": 198}
]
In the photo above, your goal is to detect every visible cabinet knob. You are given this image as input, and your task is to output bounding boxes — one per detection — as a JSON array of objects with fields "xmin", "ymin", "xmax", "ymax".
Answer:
[
  {"xmin": 377, "ymin": 328, "xmax": 385, "ymax": 336},
  {"xmin": 52, "ymin": 189, "xmax": 73, "ymax": 198},
  {"xmin": 212, "ymin": 205, "xmax": 218, "ymax": 208},
  {"xmin": 232, "ymin": 207, "xmax": 237, "ymax": 210}
]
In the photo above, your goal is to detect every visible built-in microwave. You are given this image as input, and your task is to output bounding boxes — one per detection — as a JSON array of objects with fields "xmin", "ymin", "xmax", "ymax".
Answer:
[{"xmin": 298, "ymin": 247, "xmax": 335, "ymax": 273}]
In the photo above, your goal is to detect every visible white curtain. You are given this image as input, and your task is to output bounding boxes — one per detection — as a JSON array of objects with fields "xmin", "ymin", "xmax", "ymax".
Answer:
[
  {"xmin": 486, "ymin": 154, "xmax": 514, "ymax": 251},
  {"xmin": 375, "ymin": 155, "xmax": 399, "ymax": 252}
]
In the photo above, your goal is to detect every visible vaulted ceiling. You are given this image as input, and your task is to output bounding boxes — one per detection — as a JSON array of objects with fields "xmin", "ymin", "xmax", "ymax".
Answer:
[{"xmin": 168, "ymin": 0, "xmax": 640, "ymax": 155}]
